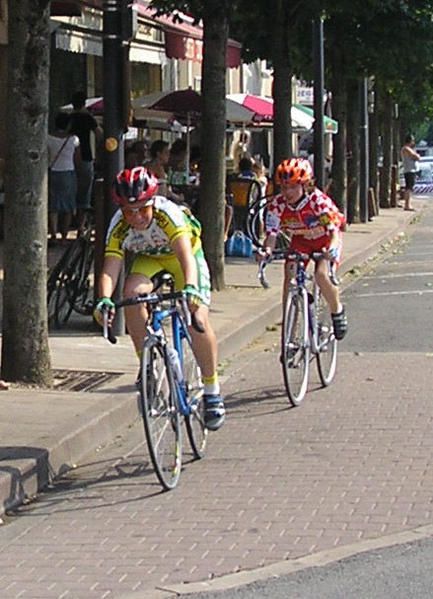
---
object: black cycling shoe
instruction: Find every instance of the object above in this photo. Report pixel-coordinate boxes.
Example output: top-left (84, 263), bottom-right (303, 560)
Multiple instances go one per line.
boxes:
top-left (204, 394), bottom-right (226, 431)
top-left (331, 307), bottom-right (348, 341)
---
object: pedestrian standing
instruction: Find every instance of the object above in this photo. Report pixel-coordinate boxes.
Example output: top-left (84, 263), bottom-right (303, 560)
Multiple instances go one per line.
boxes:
top-left (68, 91), bottom-right (103, 231)
top-left (401, 134), bottom-right (421, 211)
top-left (48, 112), bottom-right (80, 244)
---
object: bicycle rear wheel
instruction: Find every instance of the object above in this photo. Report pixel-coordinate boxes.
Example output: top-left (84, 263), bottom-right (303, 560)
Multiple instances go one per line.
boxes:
top-left (315, 287), bottom-right (338, 386)
top-left (281, 291), bottom-right (310, 406)
top-left (246, 197), bottom-right (266, 247)
top-left (72, 242), bottom-right (94, 316)
top-left (246, 197), bottom-right (291, 252)
top-left (182, 334), bottom-right (207, 459)
top-left (139, 336), bottom-right (181, 491)
top-left (53, 251), bottom-right (82, 327)
top-left (47, 241), bottom-right (82, 325)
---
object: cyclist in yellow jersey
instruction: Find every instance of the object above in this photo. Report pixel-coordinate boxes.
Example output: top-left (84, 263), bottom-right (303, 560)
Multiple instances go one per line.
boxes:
top-left (93, 167), bottom-right (225, 431)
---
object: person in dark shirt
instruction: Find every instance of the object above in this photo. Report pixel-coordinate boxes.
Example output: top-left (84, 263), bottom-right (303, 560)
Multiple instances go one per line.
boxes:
top-left (68, 91), bottom-right (102, 231)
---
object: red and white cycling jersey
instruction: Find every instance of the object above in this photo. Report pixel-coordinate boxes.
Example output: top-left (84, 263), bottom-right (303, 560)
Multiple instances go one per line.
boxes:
top-left (265, 188), bottom-right (344, 241)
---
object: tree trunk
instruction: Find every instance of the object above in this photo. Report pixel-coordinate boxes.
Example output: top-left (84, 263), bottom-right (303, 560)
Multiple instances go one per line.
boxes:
top-left (392, 115), bottom-right (400, 166)
top-left (346, 78), bottom-right (360, 224)
top-left (271, 1), bottom-right (292, 171)
top-left (2, 1), bottom-right (52, 384)
top-left (379, 89), bottom-right (393, 208)
top-left (368, 80), bottom-right (379, 211)
top-left (198, 0), bottom-right (228, 290)
top-left (328, 43), bottom-right (347, 214)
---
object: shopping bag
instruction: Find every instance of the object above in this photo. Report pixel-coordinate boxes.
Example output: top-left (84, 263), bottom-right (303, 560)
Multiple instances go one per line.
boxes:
top-left (225, 230), bottom-right (253, 258)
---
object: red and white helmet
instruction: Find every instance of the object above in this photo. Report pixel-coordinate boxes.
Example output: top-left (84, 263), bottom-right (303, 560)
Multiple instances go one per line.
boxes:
top-left (112, 167), bottom-right (158, 207)
top-left (275, 158), bottom-right (313, 186)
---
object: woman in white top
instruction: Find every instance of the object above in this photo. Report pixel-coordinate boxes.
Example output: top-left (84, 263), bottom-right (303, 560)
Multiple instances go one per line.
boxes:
top-left (400, 134), bottom-right (420, 211)
top-left (48, 112), bottom-right (80, 243)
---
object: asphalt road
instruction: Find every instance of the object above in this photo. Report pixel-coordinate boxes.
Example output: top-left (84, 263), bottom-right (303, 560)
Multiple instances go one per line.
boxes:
top-left (182, 536), bottom-right (433, 598)
top-left (343, 207), bottom-right (433, 353)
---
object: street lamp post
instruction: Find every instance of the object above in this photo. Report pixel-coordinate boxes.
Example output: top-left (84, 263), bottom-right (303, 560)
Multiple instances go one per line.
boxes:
top-left (103, 0), bottom-right (125, 217)
top-left (359, 76), bottom-right (369, 223)
top-left (100, 0), bottom-right (128, 334)
top-left (313, 17), bottom-right (325, 190)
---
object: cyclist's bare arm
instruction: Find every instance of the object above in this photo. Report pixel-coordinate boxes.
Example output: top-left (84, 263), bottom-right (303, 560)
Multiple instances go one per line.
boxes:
top-left (322, 230), bottom-right (340, 262)
top-left (98, 255), bottom-right (123, 298)
top-left (171, 235), bottom-right (198, 289)
top-left (256, 233), bottom-right (277, 262)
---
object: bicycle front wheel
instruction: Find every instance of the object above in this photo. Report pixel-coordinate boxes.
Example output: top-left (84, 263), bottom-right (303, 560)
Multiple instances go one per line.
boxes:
top-left (315, 288), bottom-right (338, 386)
top-left (139, 336), bottom-right (181, 491)
top-left (281, 291), bottom-right (310, 406)
top-left (182, 334), bottom-right (207, 459)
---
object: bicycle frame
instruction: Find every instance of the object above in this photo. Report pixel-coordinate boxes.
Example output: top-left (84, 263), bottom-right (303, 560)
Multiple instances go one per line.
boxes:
top-left (287, 257), bottom-right (318, 357)
top-left (147, 299), bottom-right (194, 418)
top-left (260, 250), bottom-right (331, 356)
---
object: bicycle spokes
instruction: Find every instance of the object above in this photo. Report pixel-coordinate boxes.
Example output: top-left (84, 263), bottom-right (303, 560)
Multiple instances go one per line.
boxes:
top-left (140, 338), bottom-right (181, 490)
top-left (281, 294), bottom-right (310, 406)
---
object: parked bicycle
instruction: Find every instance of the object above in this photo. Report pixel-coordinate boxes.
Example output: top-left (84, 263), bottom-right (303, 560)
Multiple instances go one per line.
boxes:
top-left (47, 216), bottom-right (95, 328)
top-left (246, 195), bottom-right (290, 252)
top-left (258, 250), bottom-right (338, 406)
top-left (102, 274), bottom-right (207, 491)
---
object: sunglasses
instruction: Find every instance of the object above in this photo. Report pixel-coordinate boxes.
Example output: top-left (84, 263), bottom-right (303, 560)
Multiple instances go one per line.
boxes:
top-left (281, 179), bottom-right (301, 187)
top-left (121, 204), bottom-right (152, 216)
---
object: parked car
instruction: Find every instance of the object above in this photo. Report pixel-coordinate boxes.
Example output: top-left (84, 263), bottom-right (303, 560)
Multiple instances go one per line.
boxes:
top-left (415, 146), bottom-right (433, 157)
top-left (414, 156), bottom-right (433, 194)
top-left (399, 156), bottom-right (433, 194)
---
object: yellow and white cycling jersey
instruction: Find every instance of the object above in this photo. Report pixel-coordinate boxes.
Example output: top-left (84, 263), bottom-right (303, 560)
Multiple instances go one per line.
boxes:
top-left (105, 195), bottom-right (202, 260)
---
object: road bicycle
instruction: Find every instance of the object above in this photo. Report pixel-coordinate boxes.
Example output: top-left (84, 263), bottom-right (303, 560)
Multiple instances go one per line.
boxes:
top-left (47, 217), bottom-right (94, 328)
top-left (102, 275), bottom-right (207, 491)
top-left (258, 250), bottom-right (338, 406)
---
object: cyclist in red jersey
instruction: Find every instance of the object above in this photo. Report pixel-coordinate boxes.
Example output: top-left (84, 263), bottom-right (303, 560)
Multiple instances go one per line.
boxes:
top-left (258, 157), bottom-right (348, 340)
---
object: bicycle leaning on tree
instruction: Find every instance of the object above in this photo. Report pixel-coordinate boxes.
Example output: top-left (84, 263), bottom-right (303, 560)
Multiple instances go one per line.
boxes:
top-left (258, 249), bottom-right (339, 407)
top-left (47, 215), bottom-right (95, 328)
top-left (101, 274), bottom-right (207, 491)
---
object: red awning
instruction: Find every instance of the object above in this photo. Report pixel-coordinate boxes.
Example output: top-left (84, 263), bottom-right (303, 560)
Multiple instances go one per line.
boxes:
top-left (137, 4), bottom-right (241, 67)
top-left (51, 0), bottom-right (82, 16)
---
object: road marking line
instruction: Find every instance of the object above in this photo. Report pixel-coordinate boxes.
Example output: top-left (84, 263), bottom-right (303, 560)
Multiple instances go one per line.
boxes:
top-left (355, 289), bottom-right (433, 298)
top-left (363, 272), bottom-right (433, 280)
top-left (400, 253), bottom-right (433, 257)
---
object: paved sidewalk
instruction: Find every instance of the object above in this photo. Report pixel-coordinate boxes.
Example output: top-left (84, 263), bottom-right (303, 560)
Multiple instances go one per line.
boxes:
top-left (0, 200), bottom-right (424, 517)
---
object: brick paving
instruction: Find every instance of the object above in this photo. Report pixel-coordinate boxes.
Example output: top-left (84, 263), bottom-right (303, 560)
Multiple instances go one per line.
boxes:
top-left (0, 345), bottom-right (433, 597)
top-left (0, 201), bottom-right (429, 597)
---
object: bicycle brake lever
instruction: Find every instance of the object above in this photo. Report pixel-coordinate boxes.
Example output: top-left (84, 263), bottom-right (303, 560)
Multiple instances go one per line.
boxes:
top-left (103, 310), bottom-right (117, 344)
top-left (258, 260), bottom-right (271, 289)
top-left (180, 296), bottom-right (205, 333)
